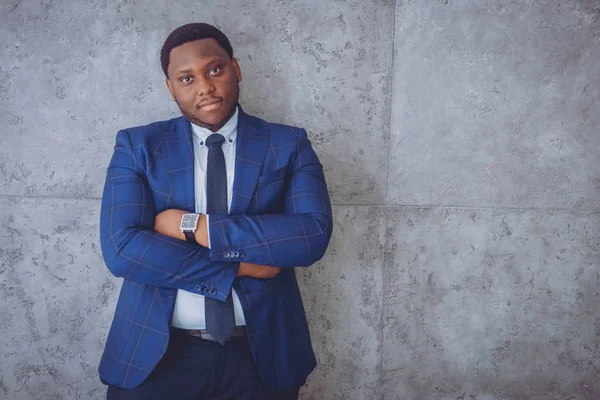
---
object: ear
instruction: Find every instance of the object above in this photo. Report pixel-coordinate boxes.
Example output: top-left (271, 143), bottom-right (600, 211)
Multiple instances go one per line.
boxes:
top-left (232, 57), bottom-right (242, 83)
top-left (165, 79), bottom-right (176, 102)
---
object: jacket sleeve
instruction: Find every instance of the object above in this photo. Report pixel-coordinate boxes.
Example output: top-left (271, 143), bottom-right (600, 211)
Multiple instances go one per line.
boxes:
top-left (207, 128), bottom-right (333, 268)
top-left (99, 129), bottom-right (237, 301)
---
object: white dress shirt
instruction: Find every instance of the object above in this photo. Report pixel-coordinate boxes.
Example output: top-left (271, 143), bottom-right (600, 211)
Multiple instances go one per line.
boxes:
top-left (171, 107), bottom-right (246, 329)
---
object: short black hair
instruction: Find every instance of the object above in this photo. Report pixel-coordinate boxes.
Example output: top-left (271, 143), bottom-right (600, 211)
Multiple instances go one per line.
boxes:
top-left (160, 22), bottom-right (233, 77)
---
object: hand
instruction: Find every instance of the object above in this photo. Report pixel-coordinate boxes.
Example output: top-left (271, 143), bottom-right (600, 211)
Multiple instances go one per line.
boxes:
top-left (237, 262), bottom-right (282, 278)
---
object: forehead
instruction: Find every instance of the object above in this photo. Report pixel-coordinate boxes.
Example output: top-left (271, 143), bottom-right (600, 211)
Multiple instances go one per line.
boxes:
top-left (168, 38), bottom-right (229, 70)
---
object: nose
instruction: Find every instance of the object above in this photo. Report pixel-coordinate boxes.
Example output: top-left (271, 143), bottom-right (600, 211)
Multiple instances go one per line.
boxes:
top-left (196, 76), bottom-right (215, 97)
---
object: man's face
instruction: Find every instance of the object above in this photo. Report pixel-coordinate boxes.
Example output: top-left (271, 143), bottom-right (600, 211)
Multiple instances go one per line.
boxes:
top-left (166, 38), bottom-right (242, 132)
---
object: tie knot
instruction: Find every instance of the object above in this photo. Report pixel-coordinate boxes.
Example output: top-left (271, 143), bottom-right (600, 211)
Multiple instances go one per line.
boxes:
top-left (206, 133), bottom-right (225, 147)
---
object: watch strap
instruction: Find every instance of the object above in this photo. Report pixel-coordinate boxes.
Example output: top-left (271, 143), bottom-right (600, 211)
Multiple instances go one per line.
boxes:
top-left (184, 230), bottom-right (198, 244)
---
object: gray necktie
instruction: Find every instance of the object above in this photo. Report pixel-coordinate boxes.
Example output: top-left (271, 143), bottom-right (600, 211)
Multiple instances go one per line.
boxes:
top-left (204, 133), bottom-right (235, 345)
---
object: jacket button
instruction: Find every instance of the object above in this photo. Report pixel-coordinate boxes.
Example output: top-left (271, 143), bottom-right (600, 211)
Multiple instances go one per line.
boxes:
top-left (233, 251), bottom-right (240, 258)
top-left (195, 285), bottom-right (202, 292)
top-left (239, 252), bottom-right (245, 258)
top-left (223, 251), bottom-right (230, 258)
top-left (210, 289), bottom-right (217, 295)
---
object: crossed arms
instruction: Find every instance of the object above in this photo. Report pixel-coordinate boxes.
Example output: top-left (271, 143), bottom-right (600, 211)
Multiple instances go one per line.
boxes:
top-left (99, 128), bottom-right (333, 301)
top-left (152, 209), bottom-right (281, 279)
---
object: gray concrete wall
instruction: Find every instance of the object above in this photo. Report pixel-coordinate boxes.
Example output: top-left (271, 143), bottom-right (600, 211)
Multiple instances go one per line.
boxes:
top-left (0, 0), bottom-right (598, 399)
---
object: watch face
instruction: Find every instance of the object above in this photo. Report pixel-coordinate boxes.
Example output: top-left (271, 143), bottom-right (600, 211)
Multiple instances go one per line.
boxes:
top-left (180, 213), bottom-right (200, 231)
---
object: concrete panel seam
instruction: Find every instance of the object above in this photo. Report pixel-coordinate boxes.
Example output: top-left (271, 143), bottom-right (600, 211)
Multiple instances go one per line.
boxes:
top-left (4, 194), bottom-right (598, 215)
top-left (0, 194), bottom-right (102, 201)
top-left (387, 203), bottom-right (600, 214)
top-left (378, 1), bottom-right (398, 398)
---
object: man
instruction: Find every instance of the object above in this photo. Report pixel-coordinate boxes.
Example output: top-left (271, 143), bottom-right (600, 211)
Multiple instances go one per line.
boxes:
top-left (98, 22), bottom-right (333, 399)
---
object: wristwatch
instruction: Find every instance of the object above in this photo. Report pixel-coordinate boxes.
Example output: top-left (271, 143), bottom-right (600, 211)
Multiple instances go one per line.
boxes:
top-left (180, 213), bottom-right (200, 244)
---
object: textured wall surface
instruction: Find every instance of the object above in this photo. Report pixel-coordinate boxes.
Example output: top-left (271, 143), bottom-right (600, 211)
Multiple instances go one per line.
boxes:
top-left (383, 2), bottom-right (600, 399)
top-left (382, 208), bottom-right (600, 399)
top-left (1, 0), bottom-right (599, 399)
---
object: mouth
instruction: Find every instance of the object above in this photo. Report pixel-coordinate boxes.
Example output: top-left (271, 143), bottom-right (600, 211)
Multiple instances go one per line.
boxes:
top-left (197, 99), bottom-right (223, 111)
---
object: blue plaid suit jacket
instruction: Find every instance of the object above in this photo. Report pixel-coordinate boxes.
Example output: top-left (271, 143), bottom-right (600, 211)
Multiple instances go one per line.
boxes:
top-left (98, 108), bottom-right (333, 391)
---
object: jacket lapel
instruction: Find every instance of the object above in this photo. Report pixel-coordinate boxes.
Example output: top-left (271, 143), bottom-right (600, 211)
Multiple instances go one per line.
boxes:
top-left (231, 108), bottom-right (270, 214)
top-left (160, 116), bottom-right (195, 212)
top-left (158, 117), bottom-right (195, 307)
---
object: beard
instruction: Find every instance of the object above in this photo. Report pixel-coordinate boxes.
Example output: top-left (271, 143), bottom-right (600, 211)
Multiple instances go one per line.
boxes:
top-left (174, 93), bottom-right (238, 132)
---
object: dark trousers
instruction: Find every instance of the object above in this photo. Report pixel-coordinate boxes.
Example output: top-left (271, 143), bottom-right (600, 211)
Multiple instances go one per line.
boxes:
top-left (106, 328), bottom-right (300, 400)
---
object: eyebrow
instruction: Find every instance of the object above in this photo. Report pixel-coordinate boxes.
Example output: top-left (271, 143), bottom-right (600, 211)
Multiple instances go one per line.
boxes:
top-left (175, 68), bottom-right (193, 75)
top-left (174, 58), bottom-right (225, 76)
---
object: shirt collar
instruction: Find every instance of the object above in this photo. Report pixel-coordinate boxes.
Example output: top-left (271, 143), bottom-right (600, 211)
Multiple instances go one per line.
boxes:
top-left (191, 107), bottom-right (238, 147)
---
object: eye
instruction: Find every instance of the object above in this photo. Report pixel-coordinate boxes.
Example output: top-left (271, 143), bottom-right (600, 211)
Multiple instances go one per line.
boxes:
top-left (180, 76), bottom-right (192, 84)
top-left (209, 67), bottom-right (221, 75)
